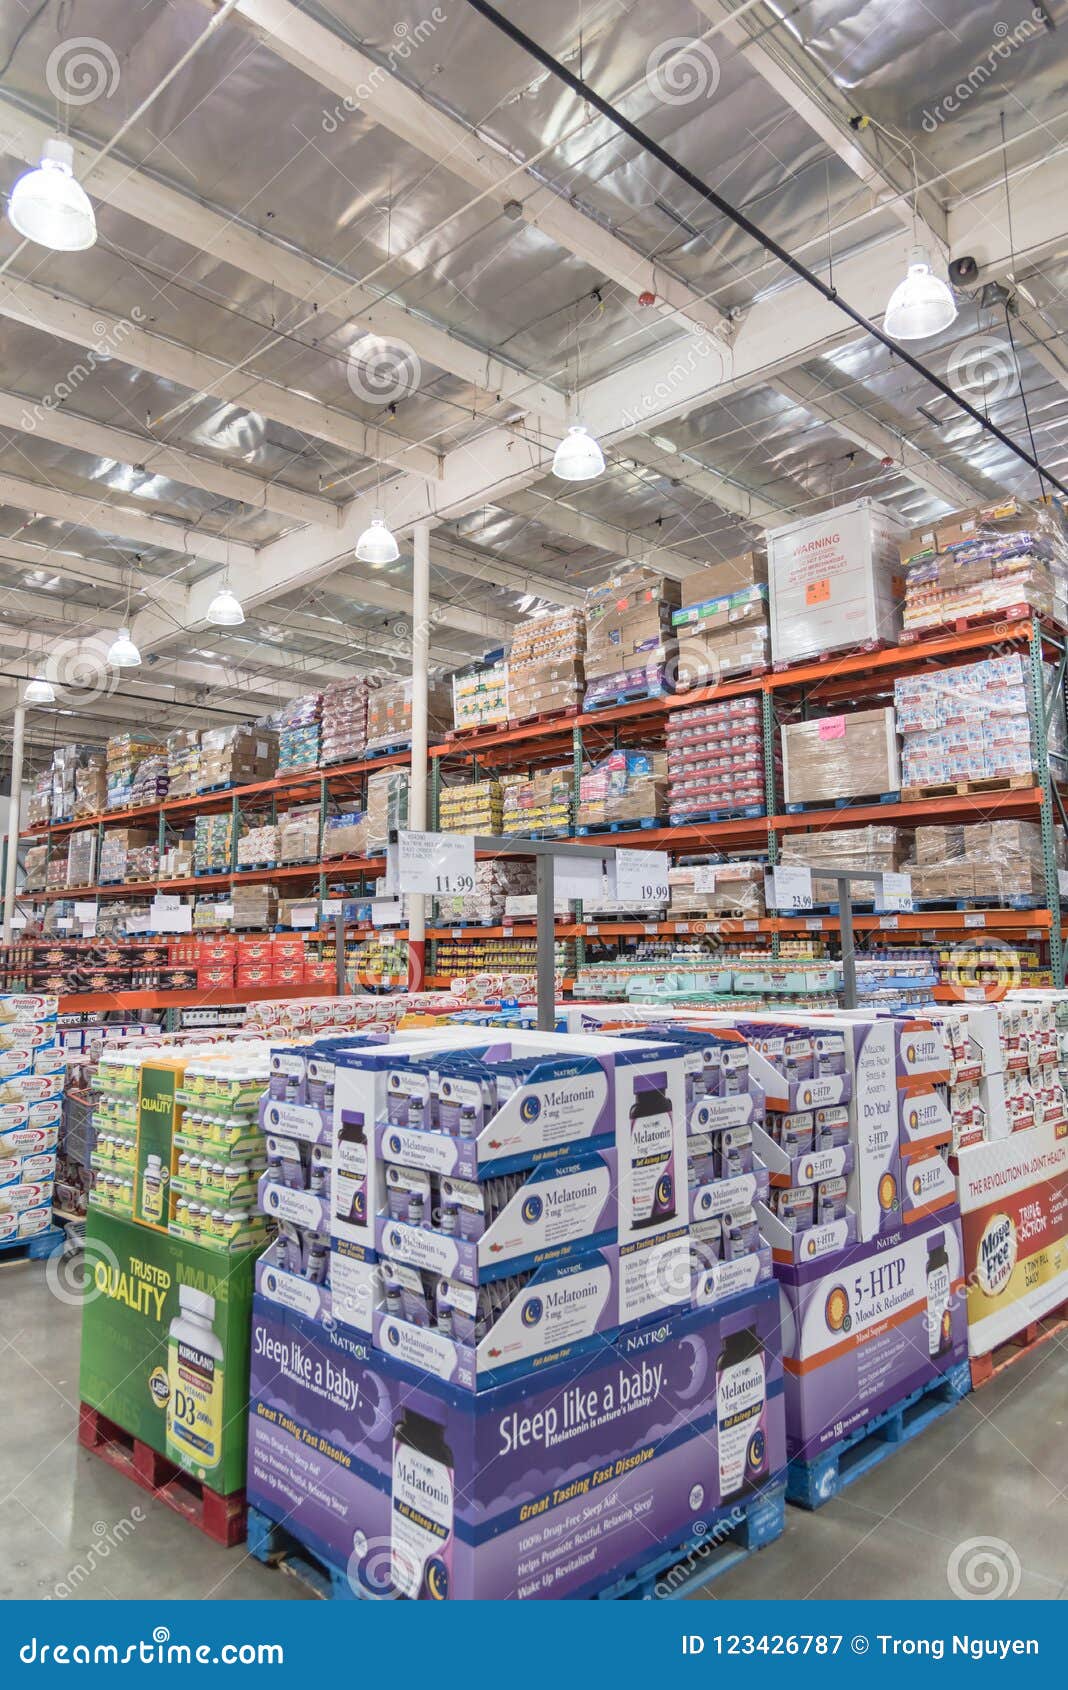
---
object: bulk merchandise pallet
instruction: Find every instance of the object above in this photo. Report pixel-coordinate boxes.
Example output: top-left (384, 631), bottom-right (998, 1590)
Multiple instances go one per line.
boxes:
top-left (10, 616), bottom-right (1068, 1006)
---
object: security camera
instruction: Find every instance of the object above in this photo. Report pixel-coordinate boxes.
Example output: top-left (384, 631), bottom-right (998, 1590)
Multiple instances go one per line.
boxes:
top-left (948, 255), bottom-right (979, 289)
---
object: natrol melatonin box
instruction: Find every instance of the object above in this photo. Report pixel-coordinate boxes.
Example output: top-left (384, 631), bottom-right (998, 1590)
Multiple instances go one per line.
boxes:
top-left (777, 1216), bottom-right (967, 1461)
top-left (247, 1281), bottom-right (786, 1599)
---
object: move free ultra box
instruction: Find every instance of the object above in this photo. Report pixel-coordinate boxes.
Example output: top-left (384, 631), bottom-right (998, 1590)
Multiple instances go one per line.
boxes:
top-left (777, 1216), bottom-right (967, 1461)
top-left (248, 1283), bottom-right (785, 1600)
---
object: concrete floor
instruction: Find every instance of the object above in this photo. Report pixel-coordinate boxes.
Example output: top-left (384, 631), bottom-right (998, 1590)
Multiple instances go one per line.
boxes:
top-left (2, 1258), bottom-right (1066, 1601)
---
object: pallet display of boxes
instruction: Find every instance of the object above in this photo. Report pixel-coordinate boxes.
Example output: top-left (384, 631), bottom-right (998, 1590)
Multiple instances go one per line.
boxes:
top-left (767, 499), bottom-right (907, 666)
top-left (366, 678), bottom-right (452, 753)
top-left (166, 730), bottom-right (201, 799)
top-left (451, 662), bottom-right (509, 732)
top-left (73, 750), bottom-right (107, 819)
top-left (673, 552), bottom-right (770, 685)
top-left (0, 991), bottom-right (62, 1248)
top-left (899, 496), bottom-right (1068, 633)
top-left (780, 707), bottom-right (900, 807)
top-left (198, 725), bottom-right (278, 791)
top-left (667, 861), bottom-right (766, 918)
top-left (501, 765), bottom-right (573, 835)
top-left (439, 779), bottom-right (503, 835)
top-left (99, 828), bottom-right (156, 885)
top-left (894, 652), bottom-right (1066, 791)
top-left (195, 813), bottom-right (236, 874)
top-left (667, 695), bottom-right (769, 821)
top-left (321, 678), bottom-right (371, 766)
top-left (278, 806), bottom-right (321, 865)
top-left (130, 754), bottom-right (169, 809)
top-left (779, 826), bottom-right (911, 903)
top-left (27, 772), bottom-right (51, 828)
top-left (506, 608), bottom-right (585, 721)
top-left (910, 820), bottom-right (1062, 904)
top-left (232, 884), bottom-right (279, 930)
top-left (577, 750), bottom-right (666, 829)
top-left (236, 823), bottom-right (280, 869)
top-left (107, 734), bottom-right (166, 811)
top-left (277, 694), bottom-right (323, 773)
top-left (582, 566), bottom-right (680, 706)
top-left (434, 859), bottom-right (534, 925)
top-left (66, 829), bottom-right (98, 889)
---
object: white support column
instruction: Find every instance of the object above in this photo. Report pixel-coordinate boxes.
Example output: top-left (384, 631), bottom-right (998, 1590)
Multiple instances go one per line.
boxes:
top-left (2, 703), bottom-right (26, 945)
top-left (408, 520), bottom-right (432, 986)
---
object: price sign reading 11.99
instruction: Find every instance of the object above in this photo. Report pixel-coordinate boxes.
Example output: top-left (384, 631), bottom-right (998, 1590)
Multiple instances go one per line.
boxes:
top-left (396, 830), bottom-right (476, 896)
top-left (612, 847), bottom-right (671, 905)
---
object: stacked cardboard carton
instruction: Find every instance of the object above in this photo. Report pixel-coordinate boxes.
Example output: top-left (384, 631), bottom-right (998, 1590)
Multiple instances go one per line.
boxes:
top-left (166, 730), bottom-right (201, 799)
top-left (780, 708), bottom-right (900, 807)
top-left (507, 608), bottom-right (585, 720)
top-left (107, 734), bottom-right (166, 811)
top-left (278, 806), bottom-right (321, 864)
top-left (910, 820), bottom-right (1061, 903)
top-left (27, 773), bottom-right (51, 829)
top-left (365, 677), bottom-right (451, 753)
top-left (198, 725), bottom-right (278, 791)
top-left (100, 828), bottom-right (156, 884)
top-left (577, 750), bottom-right (666, 829)
top-left (502, 766), bottom-right (572, 835)
top-left (321, 679), bottom-right (371, 765)
top-left (673, 552), bottom-right (769, 684)
top-left (767, 499), bottom-right (906, 665)
top-left (451, 661), bottom-right (509, 731)
top-left (582, 567), bottom-right (680, 706)
top-left (439, 778), bottom-right (503, 835)
top-left (894, 652), bottom-right (1066, 790)
top-left (130, 755), bottom-right (169, 809)
top-left (667, 861), bottom-right (766, 918)
top-left (73, 750), bottom-right (107, 819)
top-left (277, 694), bottom-right (323, 773)
top-left (779, 825), bottom-right (911, 904)
top-left (899, 496), bottom-right (1068, 633)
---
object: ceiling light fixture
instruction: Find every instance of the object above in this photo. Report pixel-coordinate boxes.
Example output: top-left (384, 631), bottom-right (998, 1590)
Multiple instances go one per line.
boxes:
top-left (885, 244), bottom-right (958, 341)
top-left (106, 626), bottom-right (141, 667)
top-left (8, 137), bottom-right (97, 252)
top-left (207, 586), bottom-right (245, 626)
top-left (552, 423), bottom-right (605, 482)
top-left (355, 510), bottom-right (400, 565)
top-left (23, 677), bottom-right (56, 705)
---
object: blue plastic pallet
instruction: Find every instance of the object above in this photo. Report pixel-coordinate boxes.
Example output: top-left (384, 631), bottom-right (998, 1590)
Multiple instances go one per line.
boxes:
top-left (783, 791), bottom-right (900, 813)
top-left (363, 738), bottom-right (412, 759)
top-left (786, 1362), bottom-right (971, 1510)
top-left (0, 1228), bottom-right (66, 1263)
top-left (913, 896), bottom-right (1043, 912)
top-left (671, 803), bottom-right (767, 825)
top-left (247, 1485), bottom-right (786, 1602)
top-left (576, 817), bottom-right (665, 835)
top-left (584, 685), bottom-right (673, 711)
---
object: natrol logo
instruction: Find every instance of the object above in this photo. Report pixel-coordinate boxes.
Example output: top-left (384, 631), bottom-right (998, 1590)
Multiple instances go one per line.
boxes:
top-left (795, 533), bottom-right (839, 554)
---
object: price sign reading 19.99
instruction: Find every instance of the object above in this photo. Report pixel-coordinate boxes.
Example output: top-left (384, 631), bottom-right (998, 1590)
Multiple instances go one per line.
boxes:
top-left (395, 830), bottom-right (476, 896)
top-left (612, 847), bottom-right (671, 905)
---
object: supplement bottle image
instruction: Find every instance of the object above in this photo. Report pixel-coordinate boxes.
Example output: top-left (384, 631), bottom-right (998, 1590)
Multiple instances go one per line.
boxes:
top-left (141, 1153), bottom-right (165, 1224)
top-left (715, 1323), bottom-right (768, 1500)
top-left (628, 1071), bottom-right (676, 1231)
top-left (165, 1285), bottom-right (225, 1477)
top-left (334, 1110), bottom-right (368, 1227)
top-left (925, 1230), bottom-right (952, 1357)
top-left (391, 1408), bottom-right (455, 1600)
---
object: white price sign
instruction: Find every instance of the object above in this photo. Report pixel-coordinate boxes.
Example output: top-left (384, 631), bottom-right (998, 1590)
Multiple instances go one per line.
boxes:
top-left (1059, 869), bottom-right (1068, 901)
top-left (877, 872), bottom-right (914, 914)
top-left (289, 903), bottom-right (318, 930)
top-left (612, 848), bottom-right (671, 905)
top-left (395, 830), bottom-right (476, 896)
top-left (554, 855), bottom-right (604, 902)
top-left (149, 903), bottom-right (192, 933)
top-left (693, 865), bottom-right (722, 893)
top-left (769, 865), bottom-right (813, 911)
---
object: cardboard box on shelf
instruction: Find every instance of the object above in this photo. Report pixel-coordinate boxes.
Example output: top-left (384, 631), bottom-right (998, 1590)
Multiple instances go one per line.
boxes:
top-left (768, 499), bottom-right (906, 665)
top-left (676, 624), bottom-right (770, 685)
top-left (780, 708), bottom-right (901, 807)
top-left (679, 551), bottom-right (767, 607)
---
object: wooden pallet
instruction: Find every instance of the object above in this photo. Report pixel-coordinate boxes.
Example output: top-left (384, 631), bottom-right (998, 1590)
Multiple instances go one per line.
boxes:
top-left (899, 605), bottom-right (1037, 644)
top-left (506, 706), bottom-right (581, 730)
top-left (901, 773), bottom-right (1035, 803)
top-left (786, 1362), bottom-right (971, 1510)
top-left (970, 1298), bottom-right (1068, 1389)
top-left (77, 1403), bottom-right (247, 1547)
top-left (772, 637), bottom-right (891, 673)
top-left (247, 1483), bottom-right (787, 1602)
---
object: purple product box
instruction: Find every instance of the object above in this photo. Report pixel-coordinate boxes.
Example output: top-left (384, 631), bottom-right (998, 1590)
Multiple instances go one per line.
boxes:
top-left (777, 1215), bottom-right (967, 1462)
top-left (247, 1282), bottom-right (785, 1600)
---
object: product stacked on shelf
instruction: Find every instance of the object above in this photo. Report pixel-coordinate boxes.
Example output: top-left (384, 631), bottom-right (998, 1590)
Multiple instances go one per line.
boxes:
top-left (899, 495), bottom-right (1068, 633)
top-left (451, 660), bottom-right (509, 732)
top-left (277, 694), bottom-right (323, 773)
top-left (278, 805), bottom-right (321, 865)
top-left (74, 749), bottom-right (107, 819)
top-left (433, 934), bottom-right (577, 981)
top-left (667, 861), bottom-right (766, 919)
top-left (673, 551), bottom-right (770, 685)
top-left (236, 821), bottom-right (280, 870)
top-left (0, 992), bottom-right (63, 1247)
top-left (582, 565), bottom-right (680, 706)
top-left (199, 724), bottom-right (278, 790)
top-left (577, 749), bottom-right (666, 830)
top-left (195, 812), bottom-right (236, 874)
top-left (100, 827), bottom-right (157, 884)
top-left (107, 734), bottom-right (166, 811)
top-left (894, 652), bottom-right (1065, 791)
top-left (166, 729), bottom-right (201, 799)
top-left (321, 678), bottom-right (372, 765)
top-left (501, 765), bottom-right (573, 835)
top-left (27, 768), bottom-right (52, 828)
top-left (248, 1026), bottom-right (785, 1598)
top-left (438, 778), bottom-right (503, 835)
top-left (366, 678), bottom-right (451, 754)
top-left (66, 828), bottom-right (98, 889)
top-left (355, 767), bottom-right (408, 852)
top-left (668, 695), bottom-right (770, 822)
top-left (910, 821), bottom-right (1061, 905)
top-left (130, 752), bottom-right (170, 809)
top-left (506, 606), bottom-right (585, 720)
top-left (432, 859), bottom-right (534, 926)
top-left (778, 827), bottom-right (911, 904)
top-left (767, 499), bottom-right (906, 665)
top-left (780, 707), bottom-right (900, 807)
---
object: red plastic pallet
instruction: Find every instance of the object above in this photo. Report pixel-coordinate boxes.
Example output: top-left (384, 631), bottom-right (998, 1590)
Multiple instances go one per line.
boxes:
top-left (969, 1298), bottom-right (1068, 1390)
top-left (77, 1402), bottom-right (246, 1547)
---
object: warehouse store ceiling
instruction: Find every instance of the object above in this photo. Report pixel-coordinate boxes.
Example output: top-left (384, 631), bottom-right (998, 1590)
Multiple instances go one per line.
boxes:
top-left (2, 0), bottom-right (1067, 757)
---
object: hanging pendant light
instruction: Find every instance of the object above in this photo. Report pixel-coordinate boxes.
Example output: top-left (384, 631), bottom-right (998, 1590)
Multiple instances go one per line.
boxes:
top-left (106, 626), bottom-right (141, 667)
top-left (207, 586), bottom-right (245, 626)
top-left (884, 245), bottom-right (958, 341)
top-left (8, 137), bottom-right (97, 252)
top-left (355, 510), bottom-right (400, 565)
top-left (552, 423), bottom-right (605, 482)
top-left (23, 677), bottom-right (56, 705)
